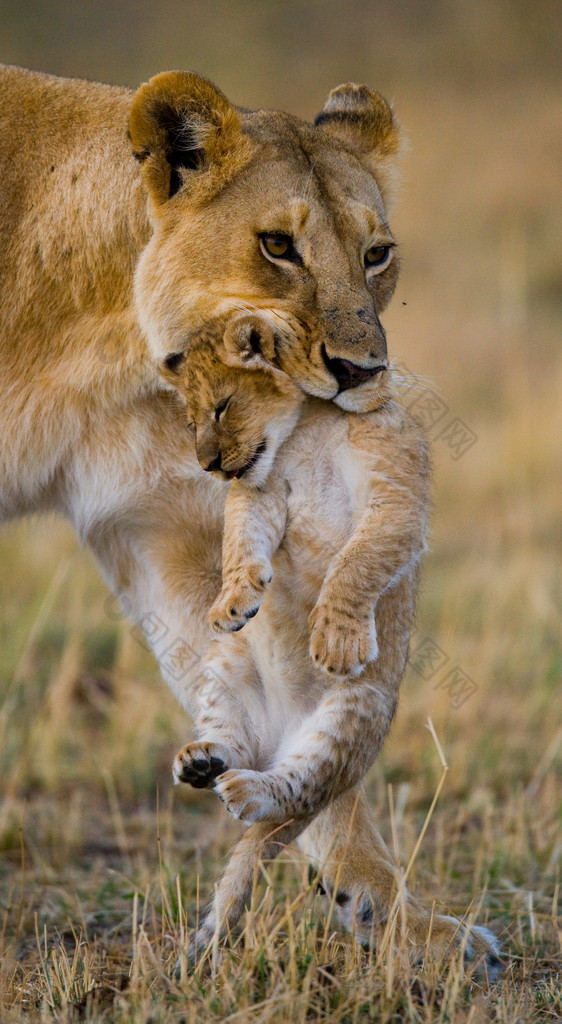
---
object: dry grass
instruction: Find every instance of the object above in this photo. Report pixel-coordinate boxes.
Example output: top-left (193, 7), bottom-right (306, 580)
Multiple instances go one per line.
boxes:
top-left (1, 3), bottom-right (561, 1020)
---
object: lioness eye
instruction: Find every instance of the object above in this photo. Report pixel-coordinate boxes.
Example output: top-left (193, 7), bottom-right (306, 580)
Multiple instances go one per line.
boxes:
top-left (260, 233), bottom-right (295, 260)
top-left (364, 245), bottom-right (391, 269)
top-left (215, 397), bottom-right (231, 421)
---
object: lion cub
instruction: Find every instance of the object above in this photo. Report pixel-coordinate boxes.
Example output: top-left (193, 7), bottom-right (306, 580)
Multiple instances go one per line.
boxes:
top-left (164, 315), bottom-right (431, 923)
top-left (166, 313), bottom-right (429, 825)
top-left (163, 316), bottom-right (500, 972)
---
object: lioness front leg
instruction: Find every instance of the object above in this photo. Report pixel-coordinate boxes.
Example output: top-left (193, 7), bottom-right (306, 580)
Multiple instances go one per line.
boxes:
top-left (301, 788), bottom-right (502, 977)
top-left (209, 477), bottom-right (287, 633)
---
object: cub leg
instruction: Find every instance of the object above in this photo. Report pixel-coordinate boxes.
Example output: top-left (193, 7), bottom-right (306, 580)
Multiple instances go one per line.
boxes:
top-left (215, 572), bottom-right (419, 825)
top-left (209, 478), bottom-right (287, 633)
top-left (215, 572), bottom-right (415, 825)
top-left (215, 673), bottom-right (397, 824)
top-left (309, 413), bottom-right (430, 678)
top-left (86, 476), bottom-right (266, 786)
top-left (300, 788), bottom-right (502, 976)
top-left (173, 641), bottom-right (261, 788)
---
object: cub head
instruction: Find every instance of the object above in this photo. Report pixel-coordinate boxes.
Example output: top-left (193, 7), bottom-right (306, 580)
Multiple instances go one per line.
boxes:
top-left (130, 73), bottom-right (402, 413)
top-left (160, 314), bottom-right (304, 487)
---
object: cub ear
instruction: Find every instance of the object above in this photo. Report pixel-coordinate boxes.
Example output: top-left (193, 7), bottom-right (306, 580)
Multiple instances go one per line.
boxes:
top-left (129, 71), bottom-right (253, 207)
top-left (222, 315), bottom-right (277, 368)
top-left (314, 84), bottom-right (402, 205)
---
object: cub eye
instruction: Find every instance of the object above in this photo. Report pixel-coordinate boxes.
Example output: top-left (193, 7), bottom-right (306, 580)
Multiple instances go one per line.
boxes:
top-left (364, 245), bottom-right (392, 270)
top-left (214, 397), bottom-right (231, 421)
top-left (163, 351), bottom-right (184, 372)
top-left (259, 233), bottom-right (295, 261)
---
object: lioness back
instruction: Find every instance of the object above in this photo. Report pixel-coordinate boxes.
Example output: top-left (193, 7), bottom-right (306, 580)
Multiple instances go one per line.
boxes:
top-left (0, 65), bottom-right (147, 321)
top-left (0, 66), bottom-right (151, 517)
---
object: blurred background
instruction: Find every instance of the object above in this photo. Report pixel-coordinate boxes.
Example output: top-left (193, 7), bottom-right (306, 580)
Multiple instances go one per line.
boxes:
top-left (0, 1), bottom-right (560, 1010)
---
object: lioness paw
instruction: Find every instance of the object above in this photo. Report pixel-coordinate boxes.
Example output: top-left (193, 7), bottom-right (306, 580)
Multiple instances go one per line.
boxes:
top-left (214, 769), bottom-right (281, 823)
top-left (407, 913), bottom-right (504, 981)
top-left (173, 741), bottom-right (233, 789)
top-left (313, 879), bottom-right (503, 980)
top-left (308, 603), bottom-right (378, 676)
top-left (209, 563), bottom-right (272, 633)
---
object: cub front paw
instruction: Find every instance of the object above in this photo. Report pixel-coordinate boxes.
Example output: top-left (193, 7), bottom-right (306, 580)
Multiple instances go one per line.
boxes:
top-left (173, 741), bottom-right (232, 789)
top-left (209, 563), bottom-right (273, 633)
top-left (308, 603), bottom-right (378, 676)
top-left (214, 769), bottom-right (280, 823)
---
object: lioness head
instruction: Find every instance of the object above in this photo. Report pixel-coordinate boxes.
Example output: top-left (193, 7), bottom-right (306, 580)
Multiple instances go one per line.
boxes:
top-left (161, 314), bottom-right (304, 487)
top-left (130, 73), bottom-right (402, 413)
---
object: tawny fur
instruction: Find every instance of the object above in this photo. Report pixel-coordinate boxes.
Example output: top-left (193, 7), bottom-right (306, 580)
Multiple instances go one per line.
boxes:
top-left (0, 64), bottom-right (401, 530)
top-left (0, 65), bottom-right (499, 972)
top-left (169, 320), bottom-right (501, 973)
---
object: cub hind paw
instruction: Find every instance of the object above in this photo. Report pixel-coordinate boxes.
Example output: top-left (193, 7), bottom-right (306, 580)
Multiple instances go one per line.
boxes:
top-left (173, 741), bottom-right (233, 789)
top-left (214, 768), bottom-right (283, 823)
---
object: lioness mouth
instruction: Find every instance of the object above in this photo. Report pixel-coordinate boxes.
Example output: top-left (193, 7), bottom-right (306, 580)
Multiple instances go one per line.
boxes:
top-left (226, 440), bottom-right (267, 480)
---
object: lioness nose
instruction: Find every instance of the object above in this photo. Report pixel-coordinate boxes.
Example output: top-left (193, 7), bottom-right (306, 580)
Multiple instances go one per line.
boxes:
top-left (323, 349), bottom-right (387, 391)
top-left (204, 453), bottom-right (222, 473)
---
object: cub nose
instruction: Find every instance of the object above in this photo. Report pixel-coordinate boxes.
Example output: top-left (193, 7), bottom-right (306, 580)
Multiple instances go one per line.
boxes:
top-left (204, 453), bottom-right (222, 473)
top-left (322, 347), bottom-right (387, 391)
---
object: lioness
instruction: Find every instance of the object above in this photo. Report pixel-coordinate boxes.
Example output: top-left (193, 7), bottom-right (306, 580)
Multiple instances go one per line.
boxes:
top-left (161, 313), bottom-right (500, 970)
top-left (0, 66), bottom-right (499, 970)
top-left (0, 63), bottom-right (398, 645)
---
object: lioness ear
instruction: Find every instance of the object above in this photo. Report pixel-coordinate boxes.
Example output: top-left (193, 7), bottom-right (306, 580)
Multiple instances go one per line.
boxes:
top-left (129, 71), bottom-right (253, 206)
top-left (222, 315), bottom-right (277, 368)
top-left (314, 84), bottom-right (402, 205)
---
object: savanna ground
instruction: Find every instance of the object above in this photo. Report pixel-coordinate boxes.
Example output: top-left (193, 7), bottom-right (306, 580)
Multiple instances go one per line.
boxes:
top-left (1, 2), bottom-right (560, 1021)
